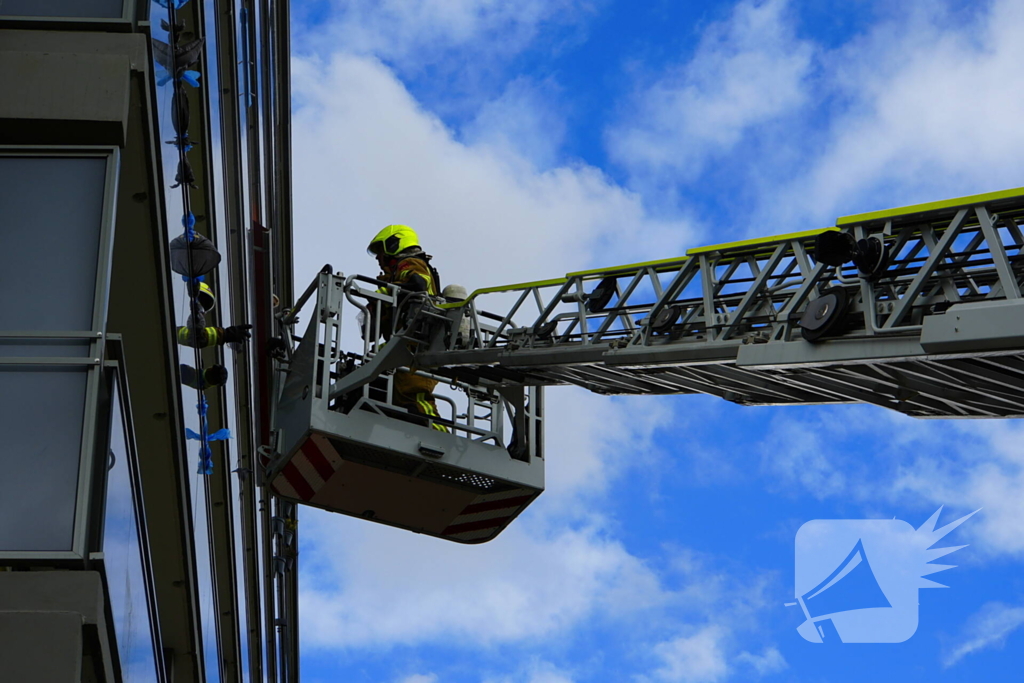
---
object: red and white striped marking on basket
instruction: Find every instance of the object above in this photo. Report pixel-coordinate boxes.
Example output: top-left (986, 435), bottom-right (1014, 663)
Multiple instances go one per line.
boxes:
top-left (269, 435), bottom-right (535, 542)
top-left (441, 488), bottom-right (536, 542)
top-left (269, 433), bottom-right (340, 502)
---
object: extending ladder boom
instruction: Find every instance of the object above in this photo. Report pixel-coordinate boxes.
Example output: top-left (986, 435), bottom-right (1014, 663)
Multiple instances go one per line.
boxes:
top-left (413, 187), bottom-right (1024, 418)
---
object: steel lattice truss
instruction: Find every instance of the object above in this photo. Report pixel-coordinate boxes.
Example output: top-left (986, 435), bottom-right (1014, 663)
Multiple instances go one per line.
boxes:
top-left (415, 188), bottom-right (1024, 418)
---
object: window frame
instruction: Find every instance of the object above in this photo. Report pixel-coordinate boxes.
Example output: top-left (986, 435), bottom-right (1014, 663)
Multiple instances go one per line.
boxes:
top-left (0, 146), bottom-right (120, 562)
top-left (91, 338), bottom-right (168, 683)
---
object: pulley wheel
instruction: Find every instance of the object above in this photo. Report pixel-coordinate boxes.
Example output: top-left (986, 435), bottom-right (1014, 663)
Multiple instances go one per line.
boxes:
top-left (852, 236), bottom-right (889, 280)
top-left (799, 287), bottom-right (849, 342)
top-left (587, 276), bottom-right (617, 313)
top-left (535, 320), bottom-right (558, 339)
top-left (650, 304), bottom-right (681, 333)
top-left (813, 230), bottom-right (857, 267)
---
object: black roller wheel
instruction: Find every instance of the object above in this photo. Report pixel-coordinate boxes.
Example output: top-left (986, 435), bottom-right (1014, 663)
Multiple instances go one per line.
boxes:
top-left (799, 287), bottom-right (849, 342)
top-left (853, 236), bottom-right (889, 280)
top-left (587, 276), bottom-right (617, 313)
top-left (813, 230), bottom-right (857, 267)
top-left (535, 320), bottom-right (558, 339)
top-left (650, 304), bottom-right (681, 333)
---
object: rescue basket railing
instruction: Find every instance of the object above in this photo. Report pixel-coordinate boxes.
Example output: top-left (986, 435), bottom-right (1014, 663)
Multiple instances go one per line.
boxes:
top-left (277, 270), bottom-right (541, 452)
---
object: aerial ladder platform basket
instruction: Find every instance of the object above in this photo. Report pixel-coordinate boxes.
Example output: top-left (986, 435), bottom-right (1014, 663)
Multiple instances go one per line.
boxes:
top-left (266, 271), bottom-right (544, 543)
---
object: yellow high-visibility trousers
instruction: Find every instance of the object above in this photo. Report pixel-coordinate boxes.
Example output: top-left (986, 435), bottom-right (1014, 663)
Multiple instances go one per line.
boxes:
top-left (393, 371), bottom-right (448, 432)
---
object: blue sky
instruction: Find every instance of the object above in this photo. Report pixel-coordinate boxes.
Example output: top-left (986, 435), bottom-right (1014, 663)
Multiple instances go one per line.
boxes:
top-left (283, 1), bottom-right (1024, 681)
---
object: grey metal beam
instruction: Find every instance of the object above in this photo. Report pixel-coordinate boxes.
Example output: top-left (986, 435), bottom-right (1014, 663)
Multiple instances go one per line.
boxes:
top-left (884, 209), bottom-right (968, 328)
top-left (211, 0), bottom-right (265, 678)
top-left (977, 206), bottom-right (1020, 299)
top-left (178, 0), bottom-right (247, 677)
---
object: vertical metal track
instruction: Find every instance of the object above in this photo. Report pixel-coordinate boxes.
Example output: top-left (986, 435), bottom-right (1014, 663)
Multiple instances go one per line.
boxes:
top-left (257, 2), bottom-right (285, 677)
top-left (185, 0), bottom-right (247, 678)
top-left (246, 0), bottom-right (301, 679)
top-left (212, 0), bottom-right (266, 680)
top-left (270, 2), bottom-right (299, 679)
top-left (241, 0), bottom-right (285, 679)
top-left (163, 0), bottom-right (243, 677)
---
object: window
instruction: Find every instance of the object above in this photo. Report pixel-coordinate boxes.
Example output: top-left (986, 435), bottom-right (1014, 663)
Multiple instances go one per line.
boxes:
top-left (0, 149), bottom-right (117, 558)
top-left (103, 373), bottom-right (162, 682)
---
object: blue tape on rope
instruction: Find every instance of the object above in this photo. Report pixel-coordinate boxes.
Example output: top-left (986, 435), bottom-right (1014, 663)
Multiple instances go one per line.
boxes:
top-left (156, 68), bottom-right (201, 88)
top-left (188, 428), bottom-right (231, 441)
top-left (197, 442), bottom-right (214, 475)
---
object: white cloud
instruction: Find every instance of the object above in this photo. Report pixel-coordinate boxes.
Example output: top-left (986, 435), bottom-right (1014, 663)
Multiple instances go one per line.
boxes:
top-left (604, 0), bottom-right (1024, 233)
top-left (635, 549), bottom-right (782, 683)
top-left (757, 411), bottom-right (850, 499)
top-left (294, 0), bottom-right (593, 76)
top-left (734, 647), bottom-right (786, 677)
top-left (290, 52), bottom-right (692, 296)
top-left (648, 625), bottom-right (730, 683)
top-left (642, 629), bottom-right (786, 683)
top-left (398, 675), bottom-right (439, 683)
top-left (749, 407), bottom-right (1024, 559)
top-left (890, 420), bottom-right (1024, 558)
top-left (298, 514), bottom-right (662, 650)
top-left (461, 77), bottom-right (568, 169)
top-left (608, 0), bottom-right (813, 183)
top-left (776, 0), bottom-right (1024, 223)
top-left (484, 660), bottom-right (576, 683)
top-left (543, 391), bottom-right (672, 514)
top-left (942, 601), bottom-right (1024, 667)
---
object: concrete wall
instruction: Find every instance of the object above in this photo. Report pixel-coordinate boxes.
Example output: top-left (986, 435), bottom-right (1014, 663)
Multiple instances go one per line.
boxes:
top-left (0, 571), bottom-right (113, 682)
top-left (0, 30), bottom-right (146, 146)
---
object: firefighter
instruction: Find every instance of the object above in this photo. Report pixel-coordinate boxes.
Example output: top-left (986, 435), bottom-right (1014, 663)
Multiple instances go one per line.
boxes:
top-left (177, 281), bottom-right (252, 349)
top-left (177, 280), bottom-right (251, 388)
top-left (367, 224), bottom-right (447, 431)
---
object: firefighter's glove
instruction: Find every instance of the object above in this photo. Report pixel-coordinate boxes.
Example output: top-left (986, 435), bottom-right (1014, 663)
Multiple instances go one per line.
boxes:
top-left (224, 324), bottom-right (253, 343)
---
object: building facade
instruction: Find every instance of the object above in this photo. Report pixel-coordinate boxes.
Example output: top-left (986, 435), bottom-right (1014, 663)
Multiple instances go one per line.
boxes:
top-left (0, 2), bottom-right (296, 682)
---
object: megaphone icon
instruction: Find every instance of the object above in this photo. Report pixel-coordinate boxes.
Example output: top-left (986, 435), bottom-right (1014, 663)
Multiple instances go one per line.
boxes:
top-left (796, 539), bottom-right (891, 642)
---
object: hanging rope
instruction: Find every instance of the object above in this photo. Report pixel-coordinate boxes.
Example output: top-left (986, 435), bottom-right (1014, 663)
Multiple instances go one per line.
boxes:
top-left (160, 0), bottom-right (227, 475)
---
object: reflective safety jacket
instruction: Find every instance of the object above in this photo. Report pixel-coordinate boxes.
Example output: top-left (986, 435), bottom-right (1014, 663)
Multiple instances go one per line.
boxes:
top-left (383, 253), bottom-right (440, 296)
top-left (381, 253), bottom-right (443, 407)
top-left (177, 325), bottom-right (226, 348)
top-left (375, 251), bottom-right (441, 339)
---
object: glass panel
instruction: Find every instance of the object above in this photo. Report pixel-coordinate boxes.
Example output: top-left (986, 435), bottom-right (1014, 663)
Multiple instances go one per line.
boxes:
top-left (0, 0), bottom-right (124, 19)
top-left (104, 377), bottom-right (160, 682)
top-left (0, 156), bottom-right (106, 334)
top-left (0, 368), bottom-right (87, 551)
